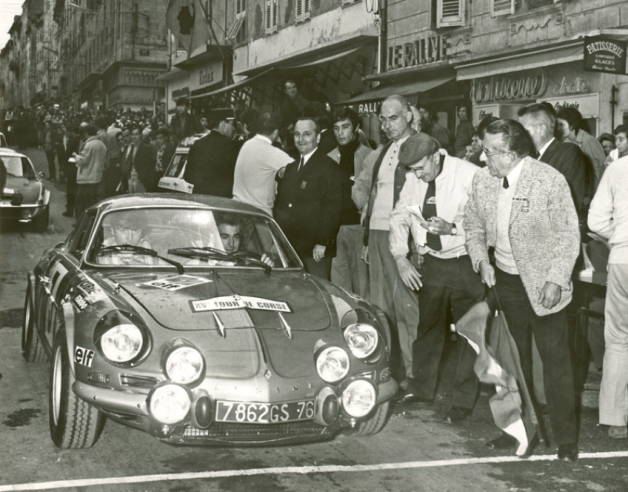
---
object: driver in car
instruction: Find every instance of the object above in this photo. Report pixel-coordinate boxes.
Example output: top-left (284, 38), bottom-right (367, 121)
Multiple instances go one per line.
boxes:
top-left (98, 211), bottom-right (154, 265)
top-left (216, 215), bottom-right (274, 267)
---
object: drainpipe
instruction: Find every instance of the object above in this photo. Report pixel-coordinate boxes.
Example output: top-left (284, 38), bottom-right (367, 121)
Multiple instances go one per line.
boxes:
top-left (379, 0), bottom-right (387, 75)
top-left (611, 84), bottom-right (618, 130)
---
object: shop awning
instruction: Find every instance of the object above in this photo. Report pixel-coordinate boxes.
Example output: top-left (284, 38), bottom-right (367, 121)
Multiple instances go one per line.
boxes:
top-left (234, 33), bottom-right (377, 77)
top-left (340, 75), bottom-right (455, 105)
top-left (456, 41), bottom-right (583, 80)
top-left (188, 68), bottom-right (274, 100)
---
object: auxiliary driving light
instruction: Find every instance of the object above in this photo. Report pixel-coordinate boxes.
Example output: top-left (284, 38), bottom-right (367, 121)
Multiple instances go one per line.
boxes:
top-left (342, 380), bottom-right (376, 418)
top-left (344, 323), bottom-right (379, 359)
top-left (149, 384), bottom-right (191, 425)
top-left (165, 346), bottom-right (204, 385)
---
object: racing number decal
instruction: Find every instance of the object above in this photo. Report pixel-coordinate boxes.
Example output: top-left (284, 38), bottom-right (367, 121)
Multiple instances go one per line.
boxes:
top-left (49, 262), bottom-right (70, 305)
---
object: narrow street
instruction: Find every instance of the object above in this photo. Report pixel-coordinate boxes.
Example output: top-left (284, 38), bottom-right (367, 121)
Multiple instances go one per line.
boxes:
top-left (0, 148), bottom-right (627, 492)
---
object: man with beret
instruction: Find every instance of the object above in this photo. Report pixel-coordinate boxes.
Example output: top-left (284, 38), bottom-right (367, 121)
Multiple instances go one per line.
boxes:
top-left (390, 132), bottom-right (482, 423)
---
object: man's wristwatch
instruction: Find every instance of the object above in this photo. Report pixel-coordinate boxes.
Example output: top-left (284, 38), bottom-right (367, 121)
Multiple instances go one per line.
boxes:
top-left (450, 223), bottom-right (458, 235)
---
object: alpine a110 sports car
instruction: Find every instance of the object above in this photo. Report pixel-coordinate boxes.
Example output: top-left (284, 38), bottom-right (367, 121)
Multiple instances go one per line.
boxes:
top-left (23, 194), bottom-right (397, 448)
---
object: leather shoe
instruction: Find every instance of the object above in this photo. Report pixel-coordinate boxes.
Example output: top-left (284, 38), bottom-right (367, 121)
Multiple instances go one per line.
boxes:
top-left (486, 432), bottom-right (518, 450)
top-left (392, 390), bottom-right (433, 404)
top-left (557, 443), bottom-right (578, 462)
top-left (62, 211), bottom-right (73, 217)
top-left (445, 405), bottom-right (471, 423)
top-left (609, 426), bottom-right (628, 439)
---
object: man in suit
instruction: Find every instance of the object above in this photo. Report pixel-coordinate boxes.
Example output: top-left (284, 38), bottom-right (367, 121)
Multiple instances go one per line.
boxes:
top-left (183, 109), bottom-right (238, 197)
top-left (274, 117), bottom-right (343, 280)
top-left (464, 119), bottom-right (581, 462)
top-left (119, 125), bottom-right (155, 193)
top-left (518, 103), bottom-right (589, 214)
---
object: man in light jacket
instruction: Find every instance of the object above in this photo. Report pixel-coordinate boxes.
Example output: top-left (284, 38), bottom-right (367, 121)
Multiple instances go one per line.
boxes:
top-left (74, 124), bottom-right (107, 218)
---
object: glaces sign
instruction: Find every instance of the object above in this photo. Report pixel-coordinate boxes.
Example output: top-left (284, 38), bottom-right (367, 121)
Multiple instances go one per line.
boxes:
top-left (584, 37), bottom-right (627, 74)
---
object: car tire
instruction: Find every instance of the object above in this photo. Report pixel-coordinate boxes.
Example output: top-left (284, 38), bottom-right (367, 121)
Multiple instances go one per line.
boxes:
top-left (346, 401), bottom-right (390, 436)
top-left (32, 206), bottom-right (49, 233)
top-left (22, 284), bottom-right (47, 362)
top-left (49, 327), bottom-right (105, 449)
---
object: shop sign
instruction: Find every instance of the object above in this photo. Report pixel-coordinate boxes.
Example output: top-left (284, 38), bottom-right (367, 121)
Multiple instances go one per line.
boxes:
top-left (472, 104), bottom-right (499, 127)
top-left (540, 93), bottom-right (600, 120)
top-left (387, 34), bottom-right (448, 71)
top-left (190, 61), bottom-right (223, 91)
top-left (471, 69), bottom-right (548, 103)
top-left (584, 36), bottom-right (627, 74)
top-left (172, 87), bottom-right (190, 100)
top-left (356, 102), bottom-right (381, 115)
top-left (552, 76), bottom-right (589, 96)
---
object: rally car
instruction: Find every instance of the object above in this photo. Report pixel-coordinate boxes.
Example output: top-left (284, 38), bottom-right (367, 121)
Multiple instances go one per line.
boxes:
top-left (1, 148), bottom-right (50, 232)
top-left (157, 134), bottom-right (206, 194)
top-left (23, 194), bottom-right (396, 448)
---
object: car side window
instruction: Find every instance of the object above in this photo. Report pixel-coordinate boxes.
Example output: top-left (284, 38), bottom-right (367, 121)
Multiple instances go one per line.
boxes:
top-left (68, 211), bottom-right (97, 259)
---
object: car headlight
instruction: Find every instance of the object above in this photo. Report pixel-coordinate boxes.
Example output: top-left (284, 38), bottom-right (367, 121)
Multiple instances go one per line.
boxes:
top-left (166, 346), bottom-right (204, 385)
top-left (149, 384), bottom-right (191, 425)
top-left (101, 324), bottom-right (143, 363)
top-left (316, 346), bottom-right (350, 383)
top-left (344, 323), bottom-right (379, 359)
top-left (342, 379), bottom-right (376, 418)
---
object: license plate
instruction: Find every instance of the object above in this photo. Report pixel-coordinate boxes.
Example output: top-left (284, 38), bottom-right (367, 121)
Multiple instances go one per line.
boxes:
top-left (215, 400), bottom-right (315, 424)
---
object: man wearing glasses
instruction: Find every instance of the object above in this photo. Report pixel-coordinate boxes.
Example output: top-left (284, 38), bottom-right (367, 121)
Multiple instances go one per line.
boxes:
top-left (464, 119), bottom-right (580, 461)
top-left (389, 132), bottom-right (482, 425)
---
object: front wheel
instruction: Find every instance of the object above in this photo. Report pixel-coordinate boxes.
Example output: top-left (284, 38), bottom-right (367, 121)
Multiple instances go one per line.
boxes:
top-left (346, 401), bottom-right (390, 436)
top-left (22, 283), bottom-right (46, 362)
top-left (49, 328), bottom-right (105, 448)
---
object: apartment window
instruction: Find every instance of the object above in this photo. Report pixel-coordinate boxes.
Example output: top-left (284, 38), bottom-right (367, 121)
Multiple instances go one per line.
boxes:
top-left (436, 0), bottom-right (465, 27)
top-left (265, 0), bottom-right (278, 35)
top-left (491, 0), bottom-right (515, 17)
top-left (227, 0), bottom-right (247, 42)
top-left (296, 0), bottom-right (310, 24)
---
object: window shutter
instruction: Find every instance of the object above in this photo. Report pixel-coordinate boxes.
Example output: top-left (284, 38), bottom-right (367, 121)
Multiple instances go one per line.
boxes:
top-left (296, 0), bottom-right (311, 23)
top-left (437, 0), bottom-right (464, 28)
top-left (491, 0), bottom-right (515, 17)
top-left (265, 0), bottom-right (277, 35)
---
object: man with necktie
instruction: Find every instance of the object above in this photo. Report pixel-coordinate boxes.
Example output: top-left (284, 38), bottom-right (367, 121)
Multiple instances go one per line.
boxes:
top-left (274, 117), bottom-right (342, 280)
top-left (389, 133), bottom-right (482, 424)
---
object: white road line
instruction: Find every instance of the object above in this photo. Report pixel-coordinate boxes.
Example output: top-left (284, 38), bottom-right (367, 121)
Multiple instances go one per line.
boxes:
top-left (1, 451), bottom-right (628, 491)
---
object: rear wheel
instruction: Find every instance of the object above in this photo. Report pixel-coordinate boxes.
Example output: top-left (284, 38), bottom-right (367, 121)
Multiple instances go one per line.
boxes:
top-left (22, 284), bottom-right (46, 362)
top-left (31, 206), bottom-right (49, 233)
top-left (346, 401), bottom-right (390, 436)
top-left (49, 327), bottom-right (105, 449)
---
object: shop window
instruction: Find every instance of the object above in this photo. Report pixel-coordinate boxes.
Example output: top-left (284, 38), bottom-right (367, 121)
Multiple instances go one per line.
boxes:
top-left (265, 0), bottom-right (278, 35)
top-left (491, 0), bottom-right (515, 17)
top-left (436, 0), bottom-right (465, 28)
top-left (296, 0), bottom-right (311, 24)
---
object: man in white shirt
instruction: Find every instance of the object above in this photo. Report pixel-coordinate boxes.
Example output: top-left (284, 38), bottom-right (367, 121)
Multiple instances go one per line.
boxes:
top-left (390, 133), bottom-right (482, 423)
top-left (233, 113), bottom-right (293, 216)
top-left (588, 155), bottom-right (628, 440)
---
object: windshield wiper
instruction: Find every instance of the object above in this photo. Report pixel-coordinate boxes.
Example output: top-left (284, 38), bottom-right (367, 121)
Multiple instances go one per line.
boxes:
top-left (168, 247), bottom-right (271, 272)
top-left (98, 244), bottom-right (185, 274)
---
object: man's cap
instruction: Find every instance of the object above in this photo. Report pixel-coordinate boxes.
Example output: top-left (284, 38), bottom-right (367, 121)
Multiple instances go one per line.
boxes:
top-left (399, 133), bottom-right (440, 167)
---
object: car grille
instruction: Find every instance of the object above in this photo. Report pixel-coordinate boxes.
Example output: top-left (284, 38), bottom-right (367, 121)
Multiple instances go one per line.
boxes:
top-left (183, 421), bottom-right (331, 439)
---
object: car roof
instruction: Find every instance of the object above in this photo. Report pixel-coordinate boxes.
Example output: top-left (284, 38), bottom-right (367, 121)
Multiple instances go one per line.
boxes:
top-left (92, 193), bottom-right (269, 217)
top-left (176, 133), bottom-right (207, 150)
top-left (0, 148), bottom-right (29, 158)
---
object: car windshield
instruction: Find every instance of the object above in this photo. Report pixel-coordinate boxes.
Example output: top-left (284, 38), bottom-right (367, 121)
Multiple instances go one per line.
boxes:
top-left (86, 207), bottom-right (301, 269)
top-left (1, 156), bottom-right (37, 179)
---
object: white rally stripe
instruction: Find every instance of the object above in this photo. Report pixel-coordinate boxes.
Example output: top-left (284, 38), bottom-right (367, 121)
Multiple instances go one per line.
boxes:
top-left (1, 451), bottom-right (628, 491)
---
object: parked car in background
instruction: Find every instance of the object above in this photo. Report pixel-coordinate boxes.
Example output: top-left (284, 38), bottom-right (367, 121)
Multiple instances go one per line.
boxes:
top-left (157, 134), bottom-right (205, 194)
top-left (23, 194), bottom-right (396, 449)
top-left (0, 148), bottom-right (50, 232)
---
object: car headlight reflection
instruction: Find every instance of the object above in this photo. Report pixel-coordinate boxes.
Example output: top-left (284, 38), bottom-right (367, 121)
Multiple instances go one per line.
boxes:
top-left (344, 323), bottom-right (379, 359)
top-left (101, 324), bottom-right (143, 363)
top-left (342, 380), bottom-right (376, 418)
top-left (166, 346), bottom-right (204, 385)
top-left (149, 384), bottom-right (191, 425)
top-left (316, 346), bottom-right (350, 383)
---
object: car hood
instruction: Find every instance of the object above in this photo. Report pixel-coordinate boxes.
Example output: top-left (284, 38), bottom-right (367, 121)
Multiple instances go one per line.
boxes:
top-left (109, 270), bottom-right (335, 379)
top-left (111, 270), bottom-right (333, 333)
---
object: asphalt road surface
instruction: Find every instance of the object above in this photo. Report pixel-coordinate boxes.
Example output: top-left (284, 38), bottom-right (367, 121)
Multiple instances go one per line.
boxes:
top-left (1, 147), bottom-right (627, 492)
